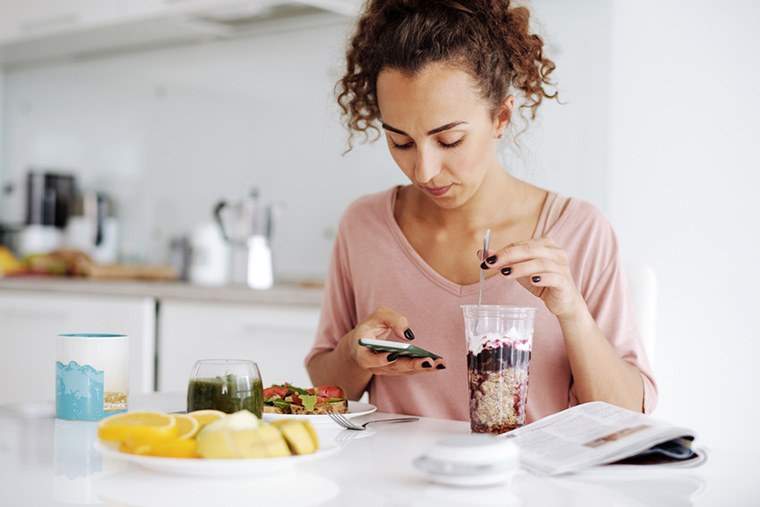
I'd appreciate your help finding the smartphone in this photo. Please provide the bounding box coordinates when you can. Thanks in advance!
[358,338,441,360]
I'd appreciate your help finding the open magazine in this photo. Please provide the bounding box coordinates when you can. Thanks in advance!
[505,402,706,476]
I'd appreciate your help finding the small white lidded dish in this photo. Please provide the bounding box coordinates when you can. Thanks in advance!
[413,434,519,487]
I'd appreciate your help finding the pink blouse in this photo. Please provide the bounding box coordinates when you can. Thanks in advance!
[305,187,657,421]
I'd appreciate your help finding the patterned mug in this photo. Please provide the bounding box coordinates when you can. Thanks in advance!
[56,333,129,421]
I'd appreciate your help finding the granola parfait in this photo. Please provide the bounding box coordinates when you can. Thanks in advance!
[461,305,536,434]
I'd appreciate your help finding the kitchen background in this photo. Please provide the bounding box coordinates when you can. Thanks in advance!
[1,0,758,455]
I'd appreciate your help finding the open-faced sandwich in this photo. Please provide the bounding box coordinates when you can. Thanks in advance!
[263,384,347,415]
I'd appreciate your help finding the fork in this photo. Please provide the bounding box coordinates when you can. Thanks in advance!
[327,411,418,431]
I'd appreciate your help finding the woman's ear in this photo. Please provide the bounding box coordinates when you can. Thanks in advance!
[494,96,515,138]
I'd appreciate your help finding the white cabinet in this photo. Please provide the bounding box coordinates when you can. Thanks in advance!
[0,290,155,404]
[158,300,319,392]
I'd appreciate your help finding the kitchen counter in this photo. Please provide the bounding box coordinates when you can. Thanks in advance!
[0,393,757,507]
[0,276,324,306]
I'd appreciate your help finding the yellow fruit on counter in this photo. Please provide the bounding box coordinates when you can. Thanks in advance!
[188,409,226,430]
[98,411,178,448]
[195,410,290,459]
[271,420,319,455]
[0,246,22,275]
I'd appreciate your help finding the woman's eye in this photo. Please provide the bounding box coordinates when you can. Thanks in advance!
[392,140,415,150]
[390,137,464,150]
[439,138,464,149]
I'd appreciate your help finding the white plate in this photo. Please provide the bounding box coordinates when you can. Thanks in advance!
[95,441,340,477]
[262,401,377,425]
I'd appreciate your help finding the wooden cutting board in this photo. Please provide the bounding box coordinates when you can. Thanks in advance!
[83,263,177,281]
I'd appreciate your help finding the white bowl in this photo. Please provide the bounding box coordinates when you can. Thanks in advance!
[413,434,519,487]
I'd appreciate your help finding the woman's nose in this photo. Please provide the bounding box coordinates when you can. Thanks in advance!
[414,147,442,184]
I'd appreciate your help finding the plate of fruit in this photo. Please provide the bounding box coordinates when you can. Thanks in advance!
[262,384,376,425]
[95,409,340,476]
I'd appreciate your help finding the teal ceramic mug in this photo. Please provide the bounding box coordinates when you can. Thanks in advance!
[56,333,129,421]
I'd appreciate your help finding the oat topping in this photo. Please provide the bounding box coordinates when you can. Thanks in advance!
[468,340,531,434]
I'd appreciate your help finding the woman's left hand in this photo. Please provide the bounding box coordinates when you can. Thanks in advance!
[480,237,585,320]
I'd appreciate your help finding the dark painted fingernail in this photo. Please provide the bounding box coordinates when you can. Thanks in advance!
[436,364,446,370]
[486,255,497,265]
[387,353,398,362]
[404,328,415,340]
[501,267,512,276]
[422,361,432,368]
[532,275,541,283]
[480,262,489,270]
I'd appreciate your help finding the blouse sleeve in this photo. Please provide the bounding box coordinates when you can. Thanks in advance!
[567,209,658,414]
[304,220,357,367]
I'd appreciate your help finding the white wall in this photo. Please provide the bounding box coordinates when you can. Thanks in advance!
[510,0,613,211]
[0,2,613,278]
[607,0,760,451]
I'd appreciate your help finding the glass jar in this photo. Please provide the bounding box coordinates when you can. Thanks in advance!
[187,359,263,417]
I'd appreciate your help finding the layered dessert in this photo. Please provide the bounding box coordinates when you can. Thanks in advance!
[467,331,532,434]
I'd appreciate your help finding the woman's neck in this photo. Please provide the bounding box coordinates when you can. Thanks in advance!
[406,163,528,234]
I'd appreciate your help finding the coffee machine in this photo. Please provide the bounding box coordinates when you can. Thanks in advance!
[18,170,77,256]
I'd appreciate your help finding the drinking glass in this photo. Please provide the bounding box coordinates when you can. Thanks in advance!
[187,359,263,417]
[461,305,536,434]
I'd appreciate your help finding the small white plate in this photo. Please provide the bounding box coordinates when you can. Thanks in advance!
[262,401,377,425]
[95,441,340,477]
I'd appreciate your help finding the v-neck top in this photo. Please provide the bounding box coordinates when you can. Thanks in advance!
[305,186,657,422]
[384,186,567,297]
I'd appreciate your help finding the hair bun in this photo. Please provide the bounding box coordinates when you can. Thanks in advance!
[336,0,558,150]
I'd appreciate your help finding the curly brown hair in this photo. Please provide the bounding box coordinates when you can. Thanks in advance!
[336,0,558,150]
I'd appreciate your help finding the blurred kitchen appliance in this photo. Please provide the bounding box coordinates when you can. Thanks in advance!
[19,171,77,256]
[0,223,22,254]
[213,188,274,289]
[168,236,193,281]
[188,222,230,286]
[65,190,119,264]
[25,171,76,228]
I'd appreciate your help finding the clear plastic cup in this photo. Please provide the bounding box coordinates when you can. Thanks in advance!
[461,305,536,434]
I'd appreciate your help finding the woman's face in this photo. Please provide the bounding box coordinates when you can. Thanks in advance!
[376,61,511,209]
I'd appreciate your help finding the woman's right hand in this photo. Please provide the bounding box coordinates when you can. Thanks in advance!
[344,306,446,375]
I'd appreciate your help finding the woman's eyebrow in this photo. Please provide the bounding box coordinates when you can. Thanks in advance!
[381,121,469,136]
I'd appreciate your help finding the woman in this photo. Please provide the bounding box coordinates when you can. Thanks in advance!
[305,0,656,422]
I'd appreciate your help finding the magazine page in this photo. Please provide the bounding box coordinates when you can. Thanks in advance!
[507,402,695,475]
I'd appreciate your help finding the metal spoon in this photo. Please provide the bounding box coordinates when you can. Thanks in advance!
[475,229,491,336]
[478,228,491,306]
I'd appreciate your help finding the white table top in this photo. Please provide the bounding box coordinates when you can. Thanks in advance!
[0,393,756,507]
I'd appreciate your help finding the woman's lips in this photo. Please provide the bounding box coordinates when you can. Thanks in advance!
[423,184,453,197]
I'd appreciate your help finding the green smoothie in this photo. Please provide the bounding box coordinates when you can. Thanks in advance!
[187,373,263,417]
